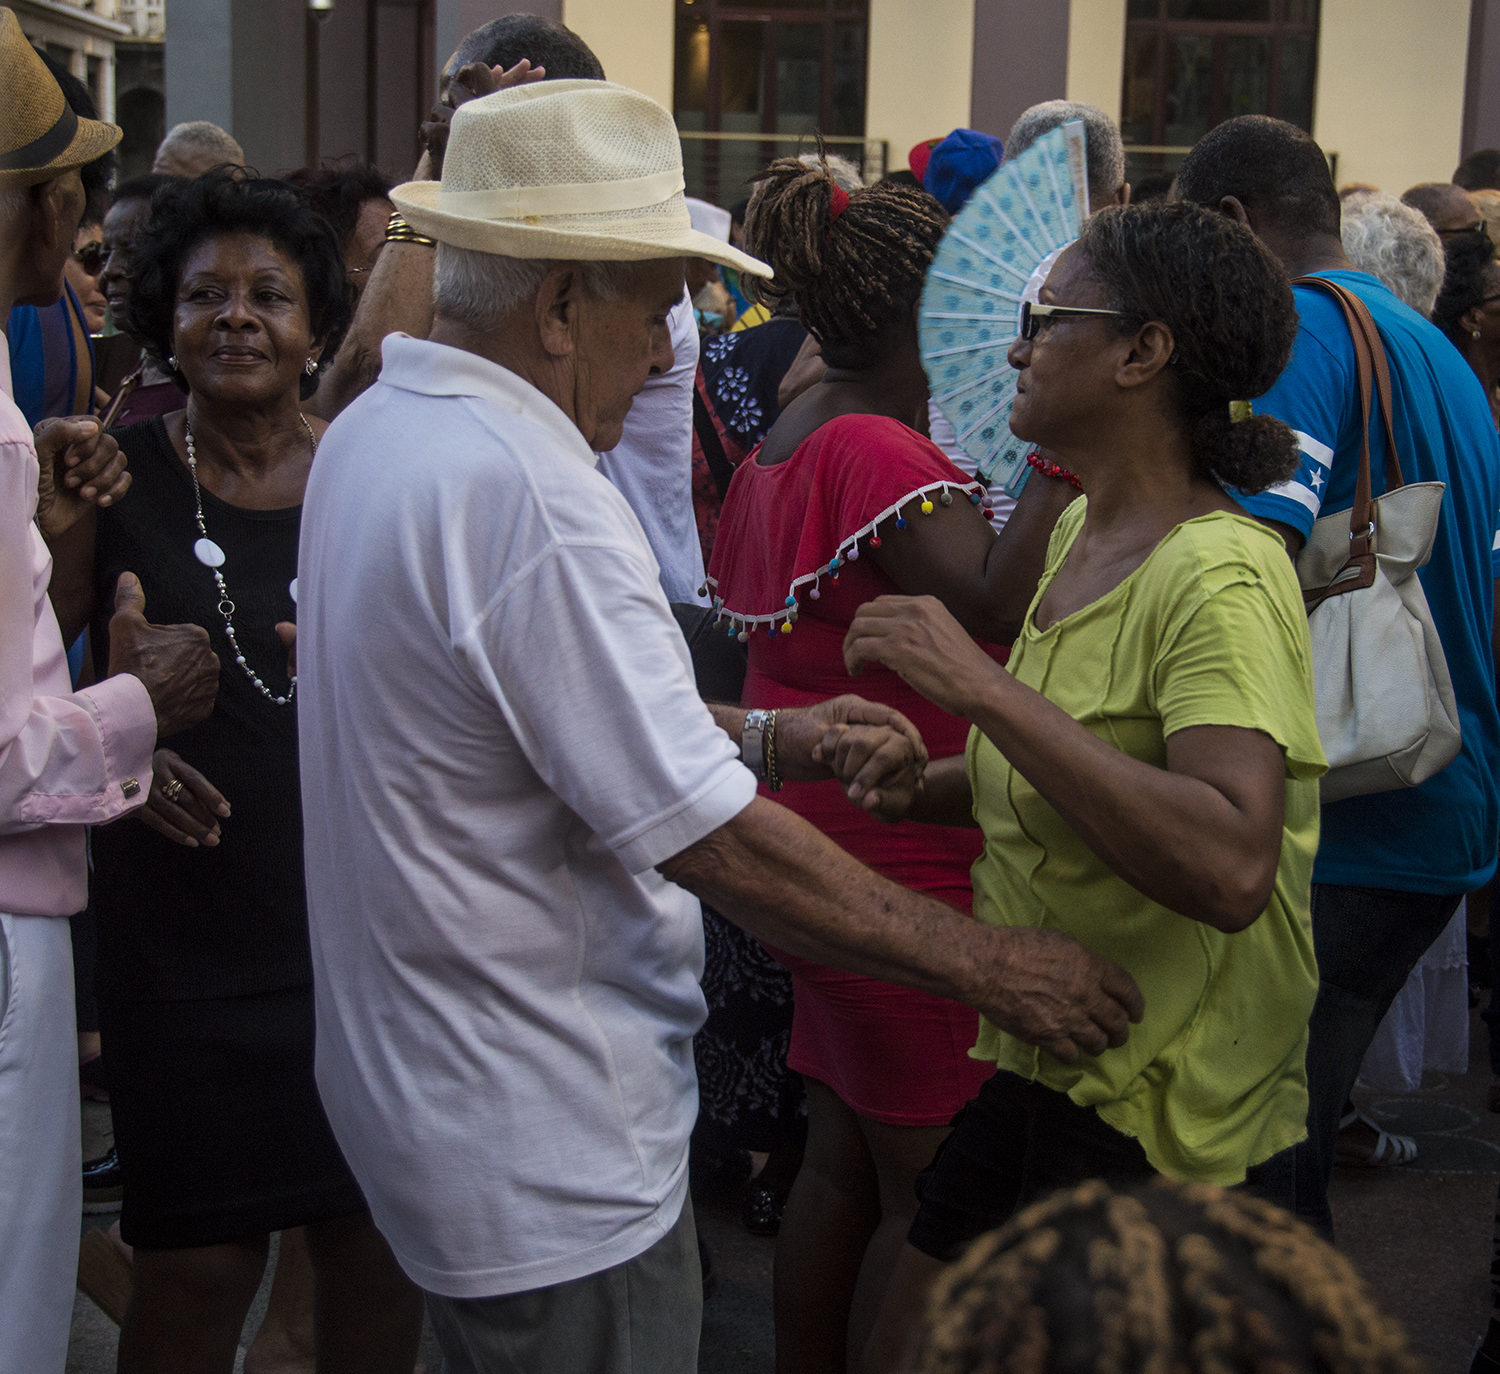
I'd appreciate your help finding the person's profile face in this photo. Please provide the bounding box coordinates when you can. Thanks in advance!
[100,195,153,317]
[574,257,684,453]
[65,222,107,333]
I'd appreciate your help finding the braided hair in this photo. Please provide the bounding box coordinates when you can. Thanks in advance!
[1076,200,1301,494]
[743,155,950,369]
[904,1179,1421,1374]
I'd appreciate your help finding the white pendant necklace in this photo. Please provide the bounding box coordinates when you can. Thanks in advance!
[184,414,313,707]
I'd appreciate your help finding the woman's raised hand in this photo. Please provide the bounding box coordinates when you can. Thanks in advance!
[142,747,231,848]
[844,595,1007,719]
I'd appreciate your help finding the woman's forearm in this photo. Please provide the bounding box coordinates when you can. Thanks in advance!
[906,753,977,827]
[964,674,1281,931]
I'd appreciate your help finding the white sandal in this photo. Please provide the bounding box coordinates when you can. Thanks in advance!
[1336,1108,1419,1167]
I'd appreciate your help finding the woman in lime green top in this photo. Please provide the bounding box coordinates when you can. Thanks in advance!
[845,201,1326,1361]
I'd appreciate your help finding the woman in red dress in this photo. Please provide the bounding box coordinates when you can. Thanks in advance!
[707,160,1057,1373]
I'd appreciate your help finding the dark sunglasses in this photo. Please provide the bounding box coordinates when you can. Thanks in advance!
[73,241,106,275]
[1019,299,1126,341]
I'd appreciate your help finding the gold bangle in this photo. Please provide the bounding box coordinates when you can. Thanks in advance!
[385,211,435,248]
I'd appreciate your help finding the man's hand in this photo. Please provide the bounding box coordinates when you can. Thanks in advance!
[775,694,928,813]
[34,417,130,540]
[420,59,547,179]
[142,747,229,847]
[844,595,1007,719]
[974,926,1145,1064]
[106,573,219,738]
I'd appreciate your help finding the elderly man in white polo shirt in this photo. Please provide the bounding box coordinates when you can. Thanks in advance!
[296,80,1143,1374]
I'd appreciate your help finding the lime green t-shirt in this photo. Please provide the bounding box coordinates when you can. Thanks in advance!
[968,501,1326,1185]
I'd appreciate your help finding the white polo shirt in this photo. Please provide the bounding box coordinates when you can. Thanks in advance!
[297,335,757,1299]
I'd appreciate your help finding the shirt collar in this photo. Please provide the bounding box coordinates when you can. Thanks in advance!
[377,334,599,470]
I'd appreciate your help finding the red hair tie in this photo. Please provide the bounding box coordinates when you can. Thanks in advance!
[829,185,850,225]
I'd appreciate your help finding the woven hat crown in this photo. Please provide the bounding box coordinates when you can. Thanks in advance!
[443,80,691,237]
[0,6,120,187]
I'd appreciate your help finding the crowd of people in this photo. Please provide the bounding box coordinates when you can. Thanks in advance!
[0,6,1497,1374]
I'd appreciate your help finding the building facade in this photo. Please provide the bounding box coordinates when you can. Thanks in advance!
[156,0,1500,199]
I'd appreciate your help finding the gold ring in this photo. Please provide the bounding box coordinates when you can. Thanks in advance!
[162,779,185,804]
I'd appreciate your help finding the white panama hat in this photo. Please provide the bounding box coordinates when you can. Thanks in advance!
[392,80,771,278]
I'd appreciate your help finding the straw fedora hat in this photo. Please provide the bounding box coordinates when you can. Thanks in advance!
[392,80,771,278]
[0,8,121,190]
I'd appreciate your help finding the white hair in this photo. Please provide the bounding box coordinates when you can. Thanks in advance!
[432,244,661,332]
[1004,100,1126,210]
[796,150,864,192]
[1340,192,1445,317]
[152,121,245,177]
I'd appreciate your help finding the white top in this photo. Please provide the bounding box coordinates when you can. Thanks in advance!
[927,400,1016,529]
[297,335,758,1299]
[597,291,708,605]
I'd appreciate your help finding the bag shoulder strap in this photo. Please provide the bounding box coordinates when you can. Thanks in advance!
[1290,276,1405,565]
[693,375,737,503]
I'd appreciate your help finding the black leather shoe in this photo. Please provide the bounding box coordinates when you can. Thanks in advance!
[740,1182,788,1237]
[83,1146,123,1214]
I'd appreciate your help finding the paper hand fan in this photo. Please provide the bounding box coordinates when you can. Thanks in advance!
[920,121,1088,495]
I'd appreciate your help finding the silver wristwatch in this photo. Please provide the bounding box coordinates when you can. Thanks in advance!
[742,709,773,781]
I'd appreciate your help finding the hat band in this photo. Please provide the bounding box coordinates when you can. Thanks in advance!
[0,103,78,172]
[437,168,685,222]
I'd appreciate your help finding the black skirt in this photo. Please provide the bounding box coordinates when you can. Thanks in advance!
[101,985,366,1249]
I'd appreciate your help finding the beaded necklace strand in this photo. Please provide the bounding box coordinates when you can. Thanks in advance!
[184,414,312,707]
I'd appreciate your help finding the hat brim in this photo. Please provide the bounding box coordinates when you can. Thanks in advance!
[0,116,122,189]
[391,180,773,278]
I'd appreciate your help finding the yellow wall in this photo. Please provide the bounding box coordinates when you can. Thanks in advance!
[1312,0,1468,193]
[561,0,674,109]
[1065,0,1126,121]
[864,0,974,174]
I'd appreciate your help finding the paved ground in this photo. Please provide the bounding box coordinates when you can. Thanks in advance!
[67,1005,1499,1373]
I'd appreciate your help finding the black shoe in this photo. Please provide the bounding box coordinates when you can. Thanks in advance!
[83,1146,123,1214]
[740,1182,788,1237]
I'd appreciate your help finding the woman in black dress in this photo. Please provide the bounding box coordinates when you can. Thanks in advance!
[47,171,422,1373]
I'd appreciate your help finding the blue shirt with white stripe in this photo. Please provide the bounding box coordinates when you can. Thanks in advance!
[1236,269,1500,894]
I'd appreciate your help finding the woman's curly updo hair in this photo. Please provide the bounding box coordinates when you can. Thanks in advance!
[743,154,950,369]
[1077,200,1301,494]
[122,169,353,401]
[904,1179,1421,1374]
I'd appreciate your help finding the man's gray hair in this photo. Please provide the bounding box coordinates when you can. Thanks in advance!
[152,122,245,178]
[432,244,662,331]
[1340,191,1445,317]
[796,150,864,191]
[1004,101,1126,210]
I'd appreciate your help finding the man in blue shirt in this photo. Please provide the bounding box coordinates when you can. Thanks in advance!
[1178,116,1500,1240]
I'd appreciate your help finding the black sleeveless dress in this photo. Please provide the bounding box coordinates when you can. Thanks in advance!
[91,415,363,1248]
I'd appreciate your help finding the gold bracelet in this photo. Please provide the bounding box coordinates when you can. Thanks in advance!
[765,709,783,792]
[385,211,435,248]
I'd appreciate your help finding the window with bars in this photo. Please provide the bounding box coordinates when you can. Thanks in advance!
[1121,0,1319,188]
[673,0,869,206]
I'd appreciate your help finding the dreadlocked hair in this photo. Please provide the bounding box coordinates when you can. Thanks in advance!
[903,1179,1422,1374]
[743,154,950,369]
[1077,201,1301,495]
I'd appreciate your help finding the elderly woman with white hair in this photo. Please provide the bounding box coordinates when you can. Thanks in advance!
[294,79,1142,1374]
[1339,191,1446,317]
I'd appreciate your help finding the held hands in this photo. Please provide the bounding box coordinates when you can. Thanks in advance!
[143,747,229,847]
[106,573,219,739]
[975,927,1145,1064]
[33,417,131,540]
[844,595,1006,719]
[419,59,548,179]
[774,695,928,817]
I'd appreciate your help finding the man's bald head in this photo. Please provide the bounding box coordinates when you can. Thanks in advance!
[152,122,244,179]
[1402,182,1483,237]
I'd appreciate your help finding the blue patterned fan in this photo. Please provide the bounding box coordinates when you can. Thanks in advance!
[920,121,1088,494]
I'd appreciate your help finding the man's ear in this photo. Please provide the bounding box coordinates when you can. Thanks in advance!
[534,263,582,360]
[1218,194,1251,227]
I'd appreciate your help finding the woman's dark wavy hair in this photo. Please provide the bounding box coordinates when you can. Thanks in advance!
[121,169,353,400]
[1077,200,1301,494]
[743,153,950,369]
[1431,228,1497,349]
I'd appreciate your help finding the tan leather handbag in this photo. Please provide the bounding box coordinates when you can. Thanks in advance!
[1291,277,1461,803]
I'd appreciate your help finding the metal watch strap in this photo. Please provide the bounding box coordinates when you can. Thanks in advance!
[742,709,773,781]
